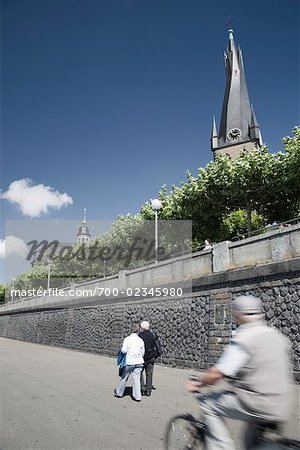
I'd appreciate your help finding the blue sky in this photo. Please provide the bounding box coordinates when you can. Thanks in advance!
[1,0,299,228]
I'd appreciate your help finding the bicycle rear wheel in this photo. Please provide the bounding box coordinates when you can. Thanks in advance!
[164,414,205,450]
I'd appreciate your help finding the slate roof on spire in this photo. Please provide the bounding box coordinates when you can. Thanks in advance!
[216,29,260,149]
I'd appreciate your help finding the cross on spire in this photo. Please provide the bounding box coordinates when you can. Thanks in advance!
[225,17,233,31]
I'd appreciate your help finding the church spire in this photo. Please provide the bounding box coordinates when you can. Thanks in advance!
[212,29,262,159]
[76,208,91,245]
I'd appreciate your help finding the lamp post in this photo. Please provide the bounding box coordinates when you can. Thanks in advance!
[151,199,162,262]
[47,258,51,291]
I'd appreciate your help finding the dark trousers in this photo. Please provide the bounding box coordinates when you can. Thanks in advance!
[141,358,155,392]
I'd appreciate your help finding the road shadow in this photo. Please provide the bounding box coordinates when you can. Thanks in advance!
[114,386,141,401]
[123,386,133,398]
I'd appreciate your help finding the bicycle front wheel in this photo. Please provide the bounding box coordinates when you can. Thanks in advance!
[164,414,205,450]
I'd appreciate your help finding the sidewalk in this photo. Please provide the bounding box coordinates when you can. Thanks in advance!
[0,338,299,450]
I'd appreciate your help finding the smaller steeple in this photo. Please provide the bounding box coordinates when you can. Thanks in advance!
[76,208,91,245]
[249,104,263,145]
[211,115,219,150]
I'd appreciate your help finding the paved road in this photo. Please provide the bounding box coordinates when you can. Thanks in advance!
[0,338,299,450]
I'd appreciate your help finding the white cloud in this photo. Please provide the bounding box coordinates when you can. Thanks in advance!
[1,179,73,217]
[0,236,28,259]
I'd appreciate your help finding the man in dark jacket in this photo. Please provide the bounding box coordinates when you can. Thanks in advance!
[139,320,157,396]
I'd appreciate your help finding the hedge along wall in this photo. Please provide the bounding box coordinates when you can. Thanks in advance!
[0,262,299,379]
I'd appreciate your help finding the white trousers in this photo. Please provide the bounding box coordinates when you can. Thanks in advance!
[199,391,280,450]
[116,364,143,400]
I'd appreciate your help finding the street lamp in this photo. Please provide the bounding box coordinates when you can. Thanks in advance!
[151,199,162,262]
[47,258,51,291]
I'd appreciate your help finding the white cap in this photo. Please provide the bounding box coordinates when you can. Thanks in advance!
[140,320,150,330]
[233,295,263,315]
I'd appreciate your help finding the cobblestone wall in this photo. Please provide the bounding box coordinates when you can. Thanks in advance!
[0,269,299,377]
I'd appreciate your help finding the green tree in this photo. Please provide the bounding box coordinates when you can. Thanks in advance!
[140,127,300,243]
[283,126,300,213]
[220,210,267,240]
[0,284,6,304]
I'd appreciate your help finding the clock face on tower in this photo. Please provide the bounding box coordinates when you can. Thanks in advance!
[227,128,242,141]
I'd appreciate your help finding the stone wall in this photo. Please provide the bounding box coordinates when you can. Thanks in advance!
[1,262,299,379]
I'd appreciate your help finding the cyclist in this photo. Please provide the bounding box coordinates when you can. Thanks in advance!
[186,295,292,450]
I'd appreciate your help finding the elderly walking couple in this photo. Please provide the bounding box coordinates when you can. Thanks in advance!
[114,321,158,402]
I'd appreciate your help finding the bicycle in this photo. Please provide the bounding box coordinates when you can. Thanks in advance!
[164,391,300,450]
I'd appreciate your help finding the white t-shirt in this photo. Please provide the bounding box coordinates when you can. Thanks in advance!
[121,333,145,365]
[215,342,249,377]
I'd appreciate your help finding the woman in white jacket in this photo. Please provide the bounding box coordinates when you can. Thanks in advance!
[114,323,145,402]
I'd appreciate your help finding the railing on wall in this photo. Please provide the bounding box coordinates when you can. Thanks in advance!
[1,220,299,313]
[230,216,300,242]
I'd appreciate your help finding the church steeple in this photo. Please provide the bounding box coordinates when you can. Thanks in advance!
[211,29,262,159]
[76,208,91,245]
